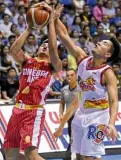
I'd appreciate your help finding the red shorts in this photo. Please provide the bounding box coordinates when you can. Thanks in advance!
[3,107,45,152]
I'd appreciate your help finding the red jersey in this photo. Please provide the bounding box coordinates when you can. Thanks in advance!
[16,58,54,105]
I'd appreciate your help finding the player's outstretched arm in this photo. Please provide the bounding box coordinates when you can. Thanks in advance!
[54,94,78,137]
[104,69,118,140]
[10,27,32,64]
[48,9,62,72]
[54,5,86,63]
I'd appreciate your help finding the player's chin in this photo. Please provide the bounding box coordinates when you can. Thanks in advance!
[39,52,49,57]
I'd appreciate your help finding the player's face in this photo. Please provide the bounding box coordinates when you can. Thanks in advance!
[66,70,77,84]
[92,40,112,59]
[37,43,49,58]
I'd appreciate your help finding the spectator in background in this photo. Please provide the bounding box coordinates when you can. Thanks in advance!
[17,15,26,34]
[0,14,12,38]
[97,24,108,40]
[1,67,19,100]
[0,3,12,21]
[80,4,91,24]
[109,24,117,37]
[0,2,6,20]
[59,68,78,160]
[83,25,92,42]
[10,23,20,37]
[13,5,26,24]
[1,45,12,69]
[72,0,85,15]
[71,15,82,33]
[78,34,87,48]
[87,0,97,10]
[58,57,68,83]
[104,0,115,20]
[116,31,121,43]
[65,6,75,26]
[111,7,121,29]
[70,29,80,45]
[58,43,67,60]
[89,17,97,36]
[68,54,77,71]
[93,0,105,23]
[8,35,16,47]
[48,72,62,99]
[1,45,19,76]
[24,34,38,57]
[112,63,121,88]
[101,15,110,33]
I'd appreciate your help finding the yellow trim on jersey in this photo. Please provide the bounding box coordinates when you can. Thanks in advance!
[15,103,44,110]
[84,100,109,109]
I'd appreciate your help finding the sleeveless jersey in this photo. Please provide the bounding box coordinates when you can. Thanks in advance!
[77,56,111,114]
[16,58,54,105]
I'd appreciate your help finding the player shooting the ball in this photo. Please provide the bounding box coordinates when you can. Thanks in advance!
[3,2,62,160]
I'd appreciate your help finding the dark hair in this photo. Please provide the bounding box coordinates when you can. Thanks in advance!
[7,67,16,73]
[8,35,16,42]
[2,13,10,19]
[107,37,121,64]
[28,34,35,39]
[10,23,17,32]
[0,2,6,7]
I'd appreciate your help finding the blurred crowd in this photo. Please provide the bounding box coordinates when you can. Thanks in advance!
[0,0,121,103]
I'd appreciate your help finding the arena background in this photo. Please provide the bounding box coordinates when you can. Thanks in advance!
[0,99,121,160]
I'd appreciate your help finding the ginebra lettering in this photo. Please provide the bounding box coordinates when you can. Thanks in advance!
[22,68,49,83]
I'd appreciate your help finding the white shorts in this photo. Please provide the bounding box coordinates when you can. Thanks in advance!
[71,109,110,157]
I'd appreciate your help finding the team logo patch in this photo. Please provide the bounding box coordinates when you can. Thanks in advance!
[79,76,96,91]
[87,124,107,144]
[25,135,31,144]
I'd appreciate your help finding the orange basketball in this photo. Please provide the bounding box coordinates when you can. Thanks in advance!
[26,6,50,29]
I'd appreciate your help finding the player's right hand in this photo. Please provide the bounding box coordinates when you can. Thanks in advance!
[53,127,63,138]
[55,4,64,20]
[107,124,118,141]
[49,4,63,21]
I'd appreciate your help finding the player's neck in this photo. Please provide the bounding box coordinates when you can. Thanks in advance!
[69,82,77,90]
[35,57,49,62]
[90,58,106,68]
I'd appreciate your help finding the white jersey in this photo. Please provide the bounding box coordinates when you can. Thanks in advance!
[77,56,111,114]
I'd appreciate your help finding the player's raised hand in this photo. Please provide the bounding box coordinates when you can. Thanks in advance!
[107,124,118,142]
[53,126,63,138]
[49,4,63,21]
[32,2,52,12]
[55,4,64,19]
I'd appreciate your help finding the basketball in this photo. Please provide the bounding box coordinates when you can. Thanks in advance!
[26,6,50,29]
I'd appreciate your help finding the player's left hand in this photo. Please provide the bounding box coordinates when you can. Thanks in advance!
[32,2,52,12]
[53,127,63,138]
[107,124,118,141]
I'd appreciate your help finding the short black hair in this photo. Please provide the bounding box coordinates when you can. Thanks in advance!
[107,37,121,64]
[8,35,16,42]
[7,67,16,74]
